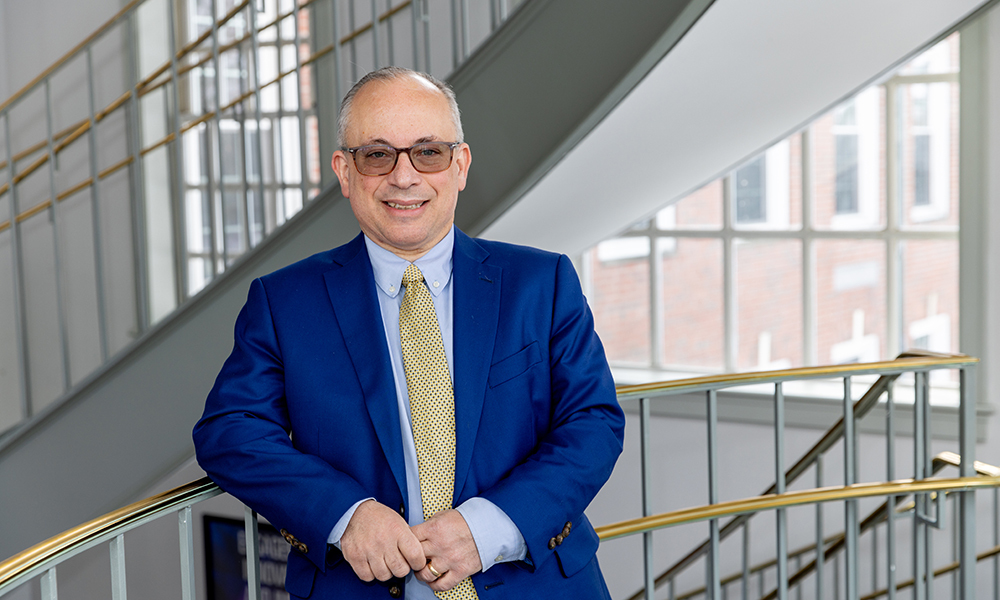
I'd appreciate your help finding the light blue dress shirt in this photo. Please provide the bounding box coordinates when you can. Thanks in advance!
[327,227,526,598]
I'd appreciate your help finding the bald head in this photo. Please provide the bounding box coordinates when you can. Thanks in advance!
[337,66,464,148]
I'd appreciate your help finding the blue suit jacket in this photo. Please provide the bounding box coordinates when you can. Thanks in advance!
[193,230,625,599]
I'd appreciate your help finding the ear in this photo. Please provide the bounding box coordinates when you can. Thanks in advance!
[332,150,352,198]
[454,143,472,192]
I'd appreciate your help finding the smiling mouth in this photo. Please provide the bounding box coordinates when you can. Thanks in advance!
[386,201,426,210]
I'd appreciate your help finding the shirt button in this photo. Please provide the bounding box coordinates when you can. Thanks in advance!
[495,554,504,562]
[389,285,396,293]
[433,280,440,288]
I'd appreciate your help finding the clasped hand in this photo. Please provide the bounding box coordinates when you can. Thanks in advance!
[340,500,483,592]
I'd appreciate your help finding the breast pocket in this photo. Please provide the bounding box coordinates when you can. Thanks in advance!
[487,341,542,388]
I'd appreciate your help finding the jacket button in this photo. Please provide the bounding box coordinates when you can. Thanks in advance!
[399,503,406,516]
[296,542,309,554]
[548,537,557,550]
[555,534,564,545]
[564,521,573,534]
[389,585,402,598]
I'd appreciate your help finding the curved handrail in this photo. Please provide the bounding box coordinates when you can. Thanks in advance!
[615,350,977,400]
[3,473,996,593]
[0,478,222,590]
[594,475,1000,541]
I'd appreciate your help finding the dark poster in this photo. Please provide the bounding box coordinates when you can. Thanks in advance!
[204,515,290,600]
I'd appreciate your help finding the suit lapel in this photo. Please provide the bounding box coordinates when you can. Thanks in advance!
[323,236,408,505]
[452,231,501,501]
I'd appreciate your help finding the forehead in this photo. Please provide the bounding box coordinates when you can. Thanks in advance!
[345,76,456,145]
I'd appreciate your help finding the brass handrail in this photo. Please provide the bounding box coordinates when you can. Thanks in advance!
[616,350,977,400]
[595,475,1000,542]
[0,477,221,590]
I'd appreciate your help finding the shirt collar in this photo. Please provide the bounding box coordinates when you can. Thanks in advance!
[364,227,454,299]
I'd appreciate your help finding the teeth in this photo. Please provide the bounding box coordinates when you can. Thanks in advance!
[387,201,424,210]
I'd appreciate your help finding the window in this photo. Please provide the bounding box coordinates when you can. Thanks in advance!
[584,35,960,385]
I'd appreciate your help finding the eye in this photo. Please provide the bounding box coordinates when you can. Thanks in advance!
[362,146,392,160]
[415,145,443,157]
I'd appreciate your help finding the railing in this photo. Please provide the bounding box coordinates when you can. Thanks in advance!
[614,350,982,600]
[0,351,987,600]
[0,0,524,438]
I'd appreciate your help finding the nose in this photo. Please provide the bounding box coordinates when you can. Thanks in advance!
[386,150,421,188]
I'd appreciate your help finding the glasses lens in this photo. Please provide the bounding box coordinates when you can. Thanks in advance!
[355,145,398,175]
[409,142,454,173]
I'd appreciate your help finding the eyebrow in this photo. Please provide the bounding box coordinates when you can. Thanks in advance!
[361,136,442,146]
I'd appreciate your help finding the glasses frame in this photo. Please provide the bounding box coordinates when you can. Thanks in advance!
[342,142,462,176]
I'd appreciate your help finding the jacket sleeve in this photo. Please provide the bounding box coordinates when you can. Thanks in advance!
[478,254,625,575]
[193,278,368,572]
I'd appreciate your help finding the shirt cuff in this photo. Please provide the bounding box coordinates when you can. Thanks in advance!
[327,498,375,548]
[455,497,527,572]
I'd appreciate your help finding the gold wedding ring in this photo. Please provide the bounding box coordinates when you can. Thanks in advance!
[426,562,443,579]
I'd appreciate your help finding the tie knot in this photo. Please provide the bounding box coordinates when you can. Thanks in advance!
[402,264,424,288]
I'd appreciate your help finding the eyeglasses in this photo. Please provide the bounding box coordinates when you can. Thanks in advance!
[342,142,461,176]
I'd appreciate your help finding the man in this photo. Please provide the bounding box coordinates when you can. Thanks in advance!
[194,67,625,599]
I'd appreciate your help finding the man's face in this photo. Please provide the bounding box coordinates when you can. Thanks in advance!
[332,75,471,261]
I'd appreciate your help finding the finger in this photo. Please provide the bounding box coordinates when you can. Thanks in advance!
[348,557,375,583]
[369,556,394,582]
[385,551,412,579]
[429,571,461,592]
[399,533,426,571]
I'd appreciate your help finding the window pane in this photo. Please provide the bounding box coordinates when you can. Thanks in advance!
[898,33,959,76]
[734,137,803,231]
[811,87,885,230]
[902,240,958,380]
[660,238,723,370]
[815,240,887,364]
[657,179,723,230]
[589,244,651,365]
[898,81,958,228]
[735,239,803,370]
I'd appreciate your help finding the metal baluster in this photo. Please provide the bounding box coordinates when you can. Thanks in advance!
[272,12,287,232]
[913,370,927,600]
[44,80,73,393]
[236,45,252,255]
[921,372,933,600]
[958,366,977,598]
[460,0,470,59]
[293,0,310,203]
[3,113,32,420]
[206,0,224,276]
[742,521,749,600]
[110,534,127,600]
[952,493,960,600]
[489,0,498,31]
[248,0,266,248]
[775,382,788,600]
[450,0,459,70]
[871,520,878,596]
[410,0,420,70]
[125,9,150,332]
[245,507,262,600]
[166,0,190,301]
[843,376,858,600]
[640,397,654,600]
[886,383,897,600]
[385,0,395,64]
[348,0,358,82]
[816,455,824,600]
[40,567,57,600]
[421,0,431,74]
[370,0,381,68]
[795,555,803,600]
[332,0,344,110]
[707,389,721,600]
[85,47,109,362]
[993,486,998,600]
[179,507,196,600]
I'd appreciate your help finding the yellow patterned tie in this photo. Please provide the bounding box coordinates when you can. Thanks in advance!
[399,264,478,600]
